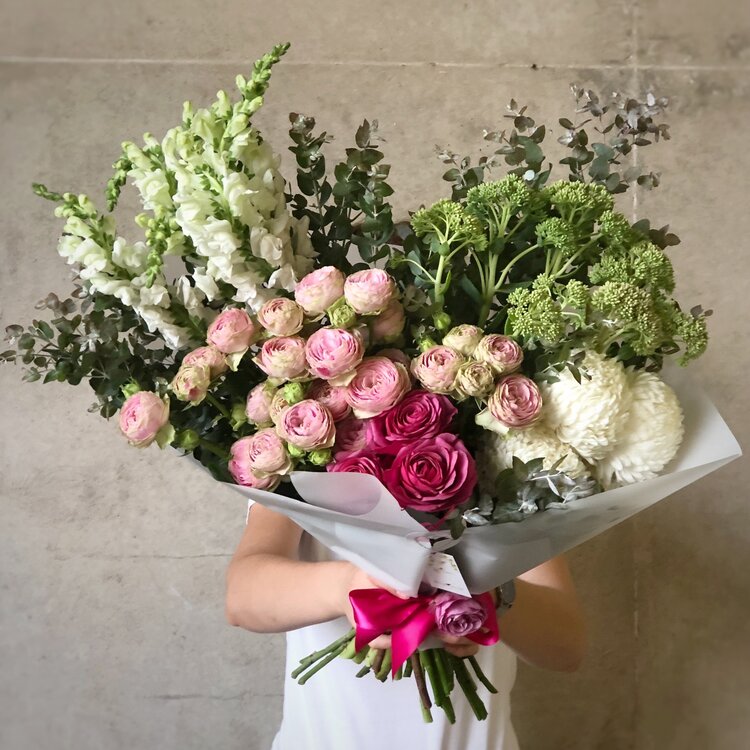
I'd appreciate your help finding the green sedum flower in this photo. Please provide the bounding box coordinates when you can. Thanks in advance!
[536,217,579,258]
[411,199,487,254]
[543,180,614,219]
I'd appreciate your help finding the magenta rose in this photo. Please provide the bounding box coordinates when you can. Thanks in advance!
[432,593,488,637]
[333,416,370,453]
[182,346,227,379]
[368,390,457,449]
[326,450,384,481]
[345,356,411,418]
[228,437,281,490]
[384,433,477,513]
[305,328,364,384]
[474,334,524,375]
[369,300,406,344]
[488,374,543,428]
[257,297,304,336]
[255,336,308,381]
[241,429,292,477]
[207,308,257,353]
[245,383,275,425]
[294,266,345,315]
[307,380,351,422]
[411,345,465,394]
[277,399,336,450]
[118,391,170,447]
[344,269,397,314]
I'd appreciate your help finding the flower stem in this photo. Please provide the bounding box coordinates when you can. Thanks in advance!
[468,655,499,694]
[421,650,445,708]
[435,648,455,694]
[376,649,392,681]
[452,656,488,721]
[291,629,355,678]
[297,641,350,685]
[205,392,230,419]
[495,243,541,291]
[198,439,229,460]
[411,653,433,721]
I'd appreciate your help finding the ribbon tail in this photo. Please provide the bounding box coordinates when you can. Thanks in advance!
[467,592,500,647]
[391,609,436,676]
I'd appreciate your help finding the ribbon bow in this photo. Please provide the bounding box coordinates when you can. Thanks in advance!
[349,588,499,676]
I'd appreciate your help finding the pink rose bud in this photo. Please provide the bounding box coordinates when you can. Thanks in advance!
[305,328,364,384]
[333,416,370,453]
[255,336,308,381]
[368,390,457,448]
[344,269,397,314]
[118,391,170,447]
[240,429,293,477]
[245,383,275,425]
[369,300,406,343]
[432,592,488,637]
[411,346,465,394]
[170,364,211,404]
[453,361,495,401]
[307,380,352,422]
[269,389,291,424]
[294,266,346,315]
[207,308,257,354]
[474,334,524,375]
[384,433,477,513]
[488,374,543,428]
[257,297,305,336]
[345,356,411,419]
[277,399,336,451]
[228,437,281,490]
[326,450,384,481]
[182,346,228,379]
[442,324,484,356]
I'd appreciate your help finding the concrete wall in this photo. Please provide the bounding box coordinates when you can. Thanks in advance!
[1,2,747,748]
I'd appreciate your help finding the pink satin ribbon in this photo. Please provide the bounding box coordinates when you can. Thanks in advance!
[349,589,500,676]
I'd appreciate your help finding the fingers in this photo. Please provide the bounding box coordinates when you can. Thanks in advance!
[368,634,392,649]
[365,575,410,599]
[443,642,480,658]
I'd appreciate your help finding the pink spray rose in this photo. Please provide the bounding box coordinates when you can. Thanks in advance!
[255,336,308,381]
[294,266,346,315]
[207,308,257,353]
[241,428,292,477]
[442,325,484,357]
[305,328,364,384]
[368,390,457,449]
[384,433,477,513]
[411,346,465,394]
[344,269,397,314]
[118,391,170,447]
[326,450,384,481]
[277,399,336,451]
[182,346,227,379]
[453,360,495,401]
[474,334,524,375]
[488,374,543,428]
[307,380,352,422]
[345,356,411,419]
[269,389,291,424]
[245,383,275,425]
[378,348,413,372]
[333,416,370,454]
[432,593,488,637]
[228,437,281,490]
[369,300,406,344]
[257,297,305,336]
[170,364,211,404]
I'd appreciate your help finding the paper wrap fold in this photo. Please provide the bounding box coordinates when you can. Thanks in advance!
[227,371,741,596]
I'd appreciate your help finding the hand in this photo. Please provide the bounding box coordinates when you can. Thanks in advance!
[439,634,481,658]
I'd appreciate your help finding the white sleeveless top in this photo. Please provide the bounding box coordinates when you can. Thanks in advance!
[246,505,520,750]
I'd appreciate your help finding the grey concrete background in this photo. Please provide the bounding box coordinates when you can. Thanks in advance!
[1,1,748,748]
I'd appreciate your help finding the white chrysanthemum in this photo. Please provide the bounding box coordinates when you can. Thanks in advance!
[541,351,632,461]
[477,422,589,493]
[595,370,684,488]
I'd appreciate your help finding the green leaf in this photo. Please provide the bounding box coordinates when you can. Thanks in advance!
[355,120,371,148]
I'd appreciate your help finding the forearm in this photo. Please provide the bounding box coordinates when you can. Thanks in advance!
[226,553,352,633]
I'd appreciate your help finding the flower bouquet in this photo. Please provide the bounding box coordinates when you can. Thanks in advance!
[3,43,740,722]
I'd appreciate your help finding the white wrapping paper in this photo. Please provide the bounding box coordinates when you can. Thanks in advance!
[228,371,741,596]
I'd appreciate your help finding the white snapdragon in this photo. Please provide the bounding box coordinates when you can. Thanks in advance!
[111,238,149,275]
[132,168,173,212]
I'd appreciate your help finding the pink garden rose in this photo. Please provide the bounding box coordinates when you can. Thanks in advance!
[170,364,211,404]
[474,334,524,375]
[432,593,488,637]
[228,437,281,490]
[333,416,370,453]
[411,346,465,394]
[442,325,484,357]
[257,297,304,336]
[488,374,543,428]
[245,383,275,425]
[345,356,411,418]
[241,429,292,477]
[269,390,291,424]
[307,380,351,422]
[305,328,364,383]
[118,391,170,447]
[277,399,336,451]
[255,336,308,381]
[368,390,457,449]
[294,266,345,315]
[453,360,495,401]
[384,433,477,513]
[378,348,413,371]
[369,300,406,344]
[326,450,383,481]
[207,308,257,353]
[344,269,397,314]
[182,346,227,379]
